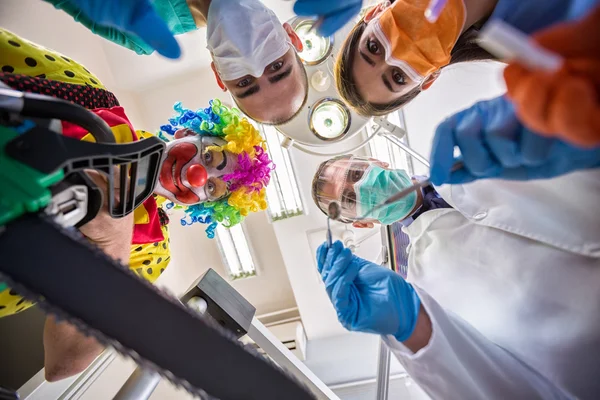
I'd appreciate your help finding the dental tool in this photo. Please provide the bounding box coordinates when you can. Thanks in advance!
[308,17,324,35]
[479,19,564,72]
[327,202,341,247]
[424,0,448,23]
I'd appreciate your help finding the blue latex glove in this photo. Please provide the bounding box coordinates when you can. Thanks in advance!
[316,241,421,341]
[293,0,363,37]
[62,0,181,59]
[430,96,600,185]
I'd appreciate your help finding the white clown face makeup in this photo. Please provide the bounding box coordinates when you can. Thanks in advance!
[153,129,240,205]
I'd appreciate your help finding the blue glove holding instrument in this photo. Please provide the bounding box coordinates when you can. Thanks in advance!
[52,0,181,59]
[293,0,363,37]
[316,241,421,341]
[430,96,600,185]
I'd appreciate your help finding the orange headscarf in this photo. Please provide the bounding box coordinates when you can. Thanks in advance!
[373,0,466,81]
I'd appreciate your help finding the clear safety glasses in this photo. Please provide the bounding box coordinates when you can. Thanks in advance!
[311,155,380,223]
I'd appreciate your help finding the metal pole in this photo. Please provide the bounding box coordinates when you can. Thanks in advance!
[375,339,391,400]
[112,298,208,400]
[112,368,161,400]
[246,318,340,400]
[375,225,392,400]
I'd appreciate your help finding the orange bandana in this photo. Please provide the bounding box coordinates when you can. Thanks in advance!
[373,0,466,81]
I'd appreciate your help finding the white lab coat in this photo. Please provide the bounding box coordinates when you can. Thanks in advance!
[384,169,600,399]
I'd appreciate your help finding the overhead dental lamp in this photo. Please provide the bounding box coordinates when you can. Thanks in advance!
[276,17,371,147]
[294,19,334,66]
[308,98,350,141]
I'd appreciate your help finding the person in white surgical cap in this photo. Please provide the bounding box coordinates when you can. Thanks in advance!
[45,0,309,125]
[205,0,308,124]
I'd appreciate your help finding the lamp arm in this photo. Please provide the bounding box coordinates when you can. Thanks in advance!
[373,118,431,168]
[291,123,381,157]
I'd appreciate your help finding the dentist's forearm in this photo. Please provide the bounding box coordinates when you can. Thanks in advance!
[402,305,432,353]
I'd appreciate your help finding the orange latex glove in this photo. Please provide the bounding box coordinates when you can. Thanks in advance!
[504,6,600,148]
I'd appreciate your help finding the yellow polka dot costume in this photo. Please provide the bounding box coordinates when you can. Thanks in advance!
[0,29,104,88]
[0,29,171,318]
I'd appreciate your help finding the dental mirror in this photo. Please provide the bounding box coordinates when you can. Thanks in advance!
[326,202,341,246]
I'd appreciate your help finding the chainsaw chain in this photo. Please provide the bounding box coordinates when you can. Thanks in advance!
[0,214,314,399]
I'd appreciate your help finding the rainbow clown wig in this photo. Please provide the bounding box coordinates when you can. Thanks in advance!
[159,99,274,238]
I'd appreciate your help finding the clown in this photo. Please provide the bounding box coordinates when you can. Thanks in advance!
[155,100,272,239]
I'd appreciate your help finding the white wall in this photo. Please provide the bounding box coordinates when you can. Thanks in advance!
[134,66,226,133]
[100,30,212,91]
[159,209,297,315]
[305,332,430,400]
[403,61,507,174]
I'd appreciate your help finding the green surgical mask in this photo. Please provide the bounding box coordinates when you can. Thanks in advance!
[355,166,417,225]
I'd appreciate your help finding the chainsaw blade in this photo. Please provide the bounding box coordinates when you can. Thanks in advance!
[0,214,315,400]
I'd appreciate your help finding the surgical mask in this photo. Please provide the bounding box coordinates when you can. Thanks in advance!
[354,165,417,225]
[372,0,466,82]
[206,0,291,81]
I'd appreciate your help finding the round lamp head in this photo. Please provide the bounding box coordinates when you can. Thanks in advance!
[292,19,334,66]
[309,98,350,141]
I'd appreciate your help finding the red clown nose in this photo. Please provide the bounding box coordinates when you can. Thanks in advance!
[187,164,208,187]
